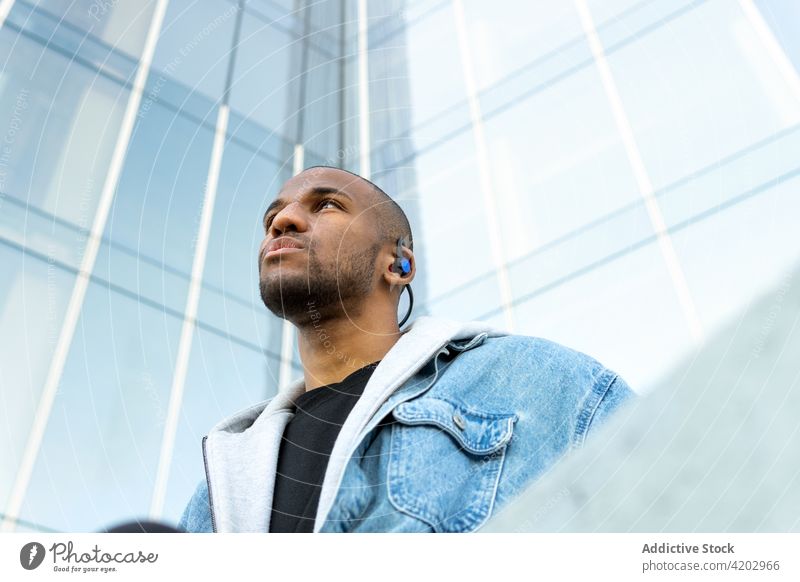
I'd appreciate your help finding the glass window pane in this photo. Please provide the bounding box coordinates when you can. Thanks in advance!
[754,0,800,70]
[462,0,584,92]
[17,281,181,532]
[102,99,216,273]
[24,0,156,60]
[0,29,128,227]
[482,64,641,252]
[414,132,497,302]
[603,0,800,189]
[512,242,694,389]
[403,2,469,135]
[151,0,238,104]
[229,12,294,137]
[0,245,75,514]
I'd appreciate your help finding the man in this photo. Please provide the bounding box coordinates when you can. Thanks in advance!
[179,166,634,533]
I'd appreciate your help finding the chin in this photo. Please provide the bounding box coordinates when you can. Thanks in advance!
[260,279,310,319]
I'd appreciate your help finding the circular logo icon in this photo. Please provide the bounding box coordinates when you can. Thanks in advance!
[20,542,45,570]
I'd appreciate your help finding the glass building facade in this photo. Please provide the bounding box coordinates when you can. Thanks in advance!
[1,0,798,532]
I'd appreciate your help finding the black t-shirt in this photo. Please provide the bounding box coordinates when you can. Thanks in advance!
[269,361,381,533]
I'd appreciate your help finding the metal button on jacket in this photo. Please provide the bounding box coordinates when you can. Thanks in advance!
[453,412,466,430]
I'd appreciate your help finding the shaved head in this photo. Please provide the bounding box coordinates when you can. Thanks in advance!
[304,166,413,251]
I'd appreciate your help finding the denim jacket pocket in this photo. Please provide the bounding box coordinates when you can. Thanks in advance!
[387,396,517,532]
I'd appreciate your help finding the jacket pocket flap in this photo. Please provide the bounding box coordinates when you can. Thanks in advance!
[392,397,516,455]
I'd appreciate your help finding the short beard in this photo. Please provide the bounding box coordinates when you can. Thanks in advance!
[259,241,380,325]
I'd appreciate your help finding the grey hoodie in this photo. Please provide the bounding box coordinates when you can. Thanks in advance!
[201,315,507,533]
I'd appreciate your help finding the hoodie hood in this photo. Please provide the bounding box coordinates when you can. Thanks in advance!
[202,315,508,532]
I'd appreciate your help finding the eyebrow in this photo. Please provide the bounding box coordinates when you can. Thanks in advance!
[262,186,352,229]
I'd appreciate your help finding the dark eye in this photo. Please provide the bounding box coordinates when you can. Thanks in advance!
[264,198,340,231]
[317,198,340,211]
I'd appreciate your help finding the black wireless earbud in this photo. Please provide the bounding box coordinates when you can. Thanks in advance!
[393,237,414,327]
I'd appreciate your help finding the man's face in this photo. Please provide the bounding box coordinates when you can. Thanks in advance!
[258,168,382,323]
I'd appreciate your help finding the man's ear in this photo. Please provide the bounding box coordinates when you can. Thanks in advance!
[383,245,415,293]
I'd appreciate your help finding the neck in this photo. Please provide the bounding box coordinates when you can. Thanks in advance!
[294,301,402,391]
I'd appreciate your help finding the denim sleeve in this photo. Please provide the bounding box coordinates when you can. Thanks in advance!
[178,479,214,533]
[585,373,636,439]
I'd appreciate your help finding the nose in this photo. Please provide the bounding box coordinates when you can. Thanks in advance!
[269,200,308,238]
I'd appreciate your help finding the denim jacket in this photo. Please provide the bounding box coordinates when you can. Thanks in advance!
[179,315,634,533]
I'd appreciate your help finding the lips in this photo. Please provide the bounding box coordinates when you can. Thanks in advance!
[262,237,305,262]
